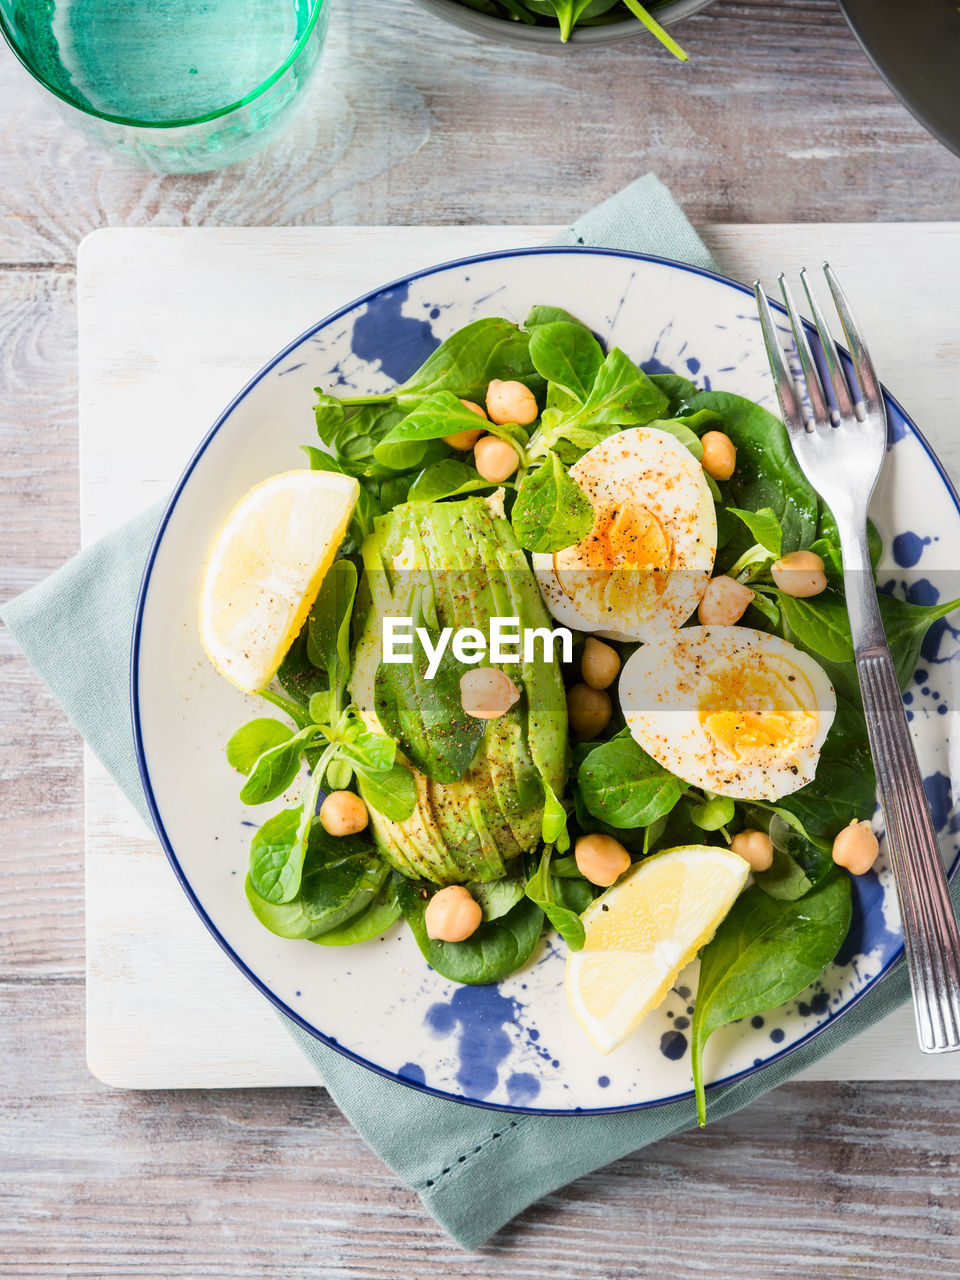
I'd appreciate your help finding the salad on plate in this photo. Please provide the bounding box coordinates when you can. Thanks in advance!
[198,305,958,1121]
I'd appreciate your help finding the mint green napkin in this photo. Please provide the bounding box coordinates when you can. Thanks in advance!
[4,175,953,1252]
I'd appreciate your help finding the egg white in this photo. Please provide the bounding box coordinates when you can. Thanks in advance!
[533,427,716,643]
[619,626,837,801]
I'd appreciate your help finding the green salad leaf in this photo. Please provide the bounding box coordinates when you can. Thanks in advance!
[529,320,605,403]
[691,872,852,1124]
[577,733,687,829]
[727,506,782,559]
[311,876,402,946]
[511,451,593,553]
[878,591,960,691]
[396,874,545,985]
[407,459,492,503]
[246,824,388,940]
[537,346,669,456]
[226,718,294,775]
[524,845,586,950]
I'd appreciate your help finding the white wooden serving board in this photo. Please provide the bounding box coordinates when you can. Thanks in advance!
[81,223,960,1089]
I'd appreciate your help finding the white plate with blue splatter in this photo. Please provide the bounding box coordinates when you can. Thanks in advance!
[132,247,960,1114]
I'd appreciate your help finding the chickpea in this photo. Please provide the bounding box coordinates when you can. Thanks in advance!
[485,379,538,426]
[473,434,519,483]
[772,549,827,598]
[700,431,737,482]
[460,667,520,720]
[425,885,483,942]
[832,819,880,876]
[567,682,612,740]
[581,637,621,691]
[319,790,369,837]
[730,828,774,872]
[443,401,487,451]
[575,833,632,887]
[698,575,755,626]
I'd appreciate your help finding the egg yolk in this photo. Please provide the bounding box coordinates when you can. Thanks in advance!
[696,653,819,763]
[554,500,673,614]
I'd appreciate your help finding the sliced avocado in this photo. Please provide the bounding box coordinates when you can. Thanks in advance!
[350,497,568,885]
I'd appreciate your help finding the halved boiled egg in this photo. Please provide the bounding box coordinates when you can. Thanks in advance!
[619,627,836,800]
[533,427,716,643]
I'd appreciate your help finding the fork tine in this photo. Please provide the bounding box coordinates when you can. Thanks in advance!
[823,262,883,421]
[799,267,856,420]
[753,282,806,441]
[778,274,832,428]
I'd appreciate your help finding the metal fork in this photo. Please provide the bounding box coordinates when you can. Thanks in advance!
[754,265,960,1053]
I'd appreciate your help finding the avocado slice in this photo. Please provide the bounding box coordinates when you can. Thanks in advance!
[350,497,568,884]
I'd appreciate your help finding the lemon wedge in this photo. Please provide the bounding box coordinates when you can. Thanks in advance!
[199,469,359,693]
[565,845,749,1053]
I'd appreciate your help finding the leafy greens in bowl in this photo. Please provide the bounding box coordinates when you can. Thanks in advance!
[134,247,960,1115]
[413,0,712,53]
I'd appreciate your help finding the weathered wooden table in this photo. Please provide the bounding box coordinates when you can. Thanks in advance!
[2,1,959,1275]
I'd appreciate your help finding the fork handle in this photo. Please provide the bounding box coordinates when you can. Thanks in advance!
[843,531,960,1051]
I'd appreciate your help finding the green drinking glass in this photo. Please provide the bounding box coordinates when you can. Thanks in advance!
[0,0,329,172]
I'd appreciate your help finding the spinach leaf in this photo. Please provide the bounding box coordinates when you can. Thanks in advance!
[648,372,699,414]
[691,871,852,1124]
[226,719,294,775]
[309,559,358,709]
[511,452,594,553]
[379,472,417,510]
[371,435,448,475]
[577,733,687,829]
[392,317,544,407]
[525,845,586,950]
[689,792,736,832]
[468,876,525,922]
[247,806,303,903]
[878,592,960,690]
[751,811,834,901]
[245,828,387,940]
[313,392,346,445]
[529,321,605,402]
[553,875,595,914]
[312,876,402,946]
[550,853,583,877]
[778,759,876,845]
[524,304,590,331]
[396,874,544,985]
[324,402,408,479]
[355,760,418,822]
[274,623,329,713]
[540,347,669,453]
[325,753,354,791]
[340,729,396,774]
[375,391,482,448]
[775,587,855,664]
[308,690,337,729]
[727,507,782,559]
[374,621,486,783]
[239,729,314,805]
[407,459,491,503]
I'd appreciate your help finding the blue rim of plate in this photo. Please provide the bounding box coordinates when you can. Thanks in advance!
[131,244,960,1116]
